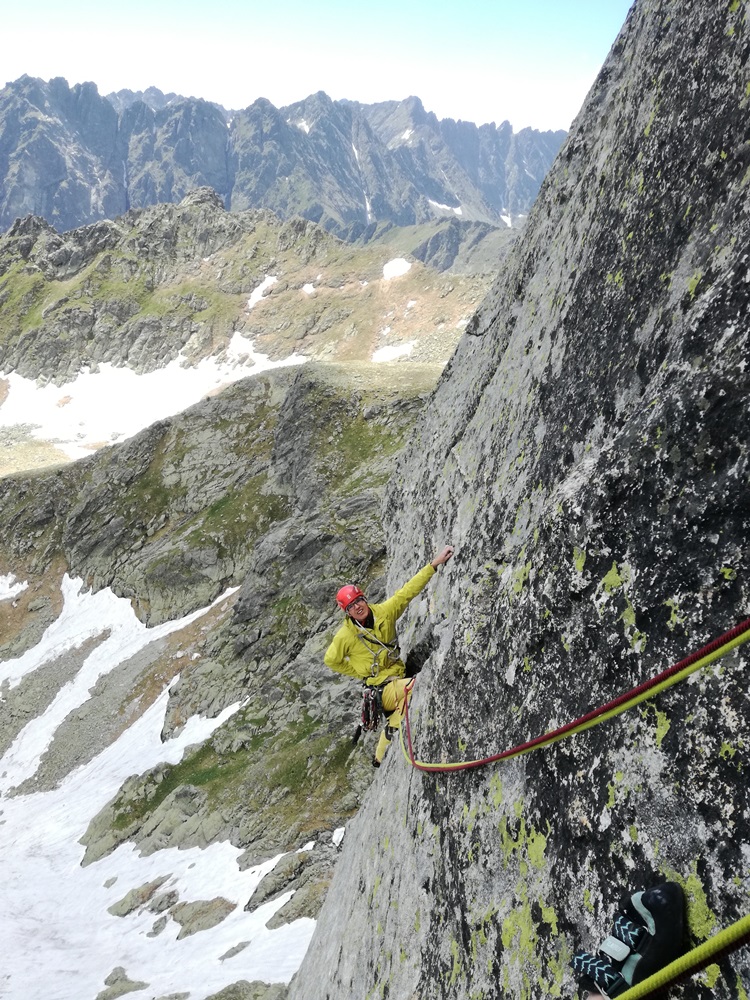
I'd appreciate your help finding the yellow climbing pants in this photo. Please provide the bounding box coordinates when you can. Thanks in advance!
[374,678,413,765]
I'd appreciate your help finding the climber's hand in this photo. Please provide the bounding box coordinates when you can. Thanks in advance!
[431,546,454,568]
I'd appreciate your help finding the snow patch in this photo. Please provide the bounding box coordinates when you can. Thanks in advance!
[0,348,305,461]
[294,119,310,133]
[0,577,239,790]
[352,144,360,163]
[382,258,412,280]
[0,578,314,998]
[0,274,305,461]
[226,332,306,370]
[372,343,415,362]
[302,283,315,295]
[332,827,346,847]
[501,214,512,228]
[0,573,28,602]
[428,199,463,217]
[247,274,278,310]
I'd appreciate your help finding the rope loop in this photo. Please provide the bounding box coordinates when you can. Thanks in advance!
[396,617,750,996]
[400,617,750,773]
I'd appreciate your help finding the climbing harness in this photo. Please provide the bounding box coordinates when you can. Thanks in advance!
[361,685,384,731]
[399,616,750,773]
[353,620,401,676]
[351,685,384,745]
[351,676,413,747]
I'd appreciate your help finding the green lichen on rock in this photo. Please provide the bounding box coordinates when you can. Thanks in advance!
[290,1,750,998]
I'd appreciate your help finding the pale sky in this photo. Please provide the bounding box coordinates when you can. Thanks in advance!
[3,0,634,131]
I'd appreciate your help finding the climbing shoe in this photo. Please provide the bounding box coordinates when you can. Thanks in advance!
[571,881,686,997]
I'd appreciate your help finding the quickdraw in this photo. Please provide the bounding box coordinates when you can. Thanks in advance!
[352,675,412,747]
[351,683,386,745]
[360,685,384,732]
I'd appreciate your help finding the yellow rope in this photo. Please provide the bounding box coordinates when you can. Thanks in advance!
[614,913,750,999]
[394,622,750,994]
[400,624,750,770]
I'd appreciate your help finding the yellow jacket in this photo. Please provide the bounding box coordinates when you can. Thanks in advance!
[324,564,436,686]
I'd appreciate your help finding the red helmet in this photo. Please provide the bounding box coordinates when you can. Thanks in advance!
[336,584,365,612]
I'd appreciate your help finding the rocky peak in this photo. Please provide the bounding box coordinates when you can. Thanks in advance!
[284,89,337,125]
[36,75,117,152]
[106,85,185,114]
[178,187,226,210]
[6,213,55,242]
[0,77,564,237]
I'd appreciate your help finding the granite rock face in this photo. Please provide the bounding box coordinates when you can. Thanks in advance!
[289,2,750,998]
[0,76,125,232]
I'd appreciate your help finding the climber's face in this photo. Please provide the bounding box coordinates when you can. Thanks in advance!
[346,596,370,623]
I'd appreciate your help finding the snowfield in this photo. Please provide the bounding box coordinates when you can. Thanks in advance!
[0,276,305,462]
[0,576,317,999]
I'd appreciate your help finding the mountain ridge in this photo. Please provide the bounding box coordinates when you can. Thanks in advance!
[0,75,564,240]
[4,1,749,996]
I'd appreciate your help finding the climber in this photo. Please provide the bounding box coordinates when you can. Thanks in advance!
[325,546,454,767]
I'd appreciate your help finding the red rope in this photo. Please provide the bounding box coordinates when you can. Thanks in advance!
[403,617,750,773]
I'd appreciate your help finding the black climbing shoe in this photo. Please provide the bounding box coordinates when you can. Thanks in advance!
[572,882,686,997]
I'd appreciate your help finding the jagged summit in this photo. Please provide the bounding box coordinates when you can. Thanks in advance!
[0,75,564,237]
[106,85,189,113]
